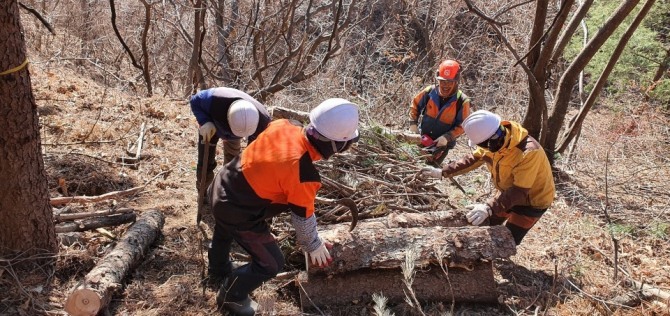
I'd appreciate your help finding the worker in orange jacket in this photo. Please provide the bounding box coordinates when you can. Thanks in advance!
[208,99,360,316]
[420,110,555,245]
[409,59,472,166]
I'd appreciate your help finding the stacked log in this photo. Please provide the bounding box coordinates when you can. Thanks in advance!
[297,210,516,309]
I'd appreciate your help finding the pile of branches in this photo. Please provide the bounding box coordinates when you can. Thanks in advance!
[314,128,456,225]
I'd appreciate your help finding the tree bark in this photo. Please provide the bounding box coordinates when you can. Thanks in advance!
[298,262,498,308]
[321,210,470,231]
[0,0,57,255]
[54,212,137,233]
[313,225,516,275]
[64,210,165,316]
[546,0,641,154]
[556,0,657,153]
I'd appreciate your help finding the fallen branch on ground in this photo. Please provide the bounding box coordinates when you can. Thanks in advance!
[50,186,143,206]
[64,210,165,315]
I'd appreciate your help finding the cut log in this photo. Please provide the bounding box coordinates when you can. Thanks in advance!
[54,207,135,222]
[64,210,165,316]
[313,225,516,275]
[298,261,498,308]
[55,213,136,233]
[322,210,469,230]
[269,106,309,122]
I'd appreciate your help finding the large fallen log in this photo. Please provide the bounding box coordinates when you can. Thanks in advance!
[322,210,469,230]
[298,261,498,308]
[64,210,165,316]
[314,225,516,275]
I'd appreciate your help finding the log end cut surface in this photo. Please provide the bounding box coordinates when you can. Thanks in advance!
[64,288,101,316]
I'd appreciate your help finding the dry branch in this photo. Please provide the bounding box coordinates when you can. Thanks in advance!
[64,210,165,316]
[54,208,135,222]
[54,213,136,233]
[50,186,143,206]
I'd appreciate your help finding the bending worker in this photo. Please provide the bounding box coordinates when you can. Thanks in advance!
[408,59,471,166]
[420,110,555,245]
[189,87,271,193]
[208,98,360,315]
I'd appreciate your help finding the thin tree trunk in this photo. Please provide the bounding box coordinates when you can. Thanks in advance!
[556,0,657,153]
[0,0,57,255]
[546,0,641,155]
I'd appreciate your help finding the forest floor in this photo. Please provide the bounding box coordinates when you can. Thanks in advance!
[1,63,669,316]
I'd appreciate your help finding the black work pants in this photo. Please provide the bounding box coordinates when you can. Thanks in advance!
[208,217,285,302]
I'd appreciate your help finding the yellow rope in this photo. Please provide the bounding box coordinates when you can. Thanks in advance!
[0,58,29,76]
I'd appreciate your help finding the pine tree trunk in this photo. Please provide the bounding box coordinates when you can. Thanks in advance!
[0,0,57,255]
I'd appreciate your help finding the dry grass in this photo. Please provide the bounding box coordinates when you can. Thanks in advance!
[2,61,667,316]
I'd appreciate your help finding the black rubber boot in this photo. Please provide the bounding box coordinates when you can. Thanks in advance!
[217,291,258,316]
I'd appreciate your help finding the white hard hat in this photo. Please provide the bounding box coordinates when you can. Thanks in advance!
[227,100,260,137]
[462,110,502,146]
[309,98,359,141]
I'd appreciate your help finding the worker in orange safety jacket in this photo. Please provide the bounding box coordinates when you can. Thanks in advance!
[419,110,555,245]
[208,98,360,316]
[408,59,472,166]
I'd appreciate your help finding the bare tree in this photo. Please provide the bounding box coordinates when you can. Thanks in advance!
[464,0,649,161]
[0,0,57,255]
[109,0,154,96]
[557,0,657,152]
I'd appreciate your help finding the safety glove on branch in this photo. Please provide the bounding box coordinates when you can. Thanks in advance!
[199,122,216,142]
[419,166,442,179]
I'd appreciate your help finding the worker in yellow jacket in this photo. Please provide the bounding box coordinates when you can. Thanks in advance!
[420,110,555,245]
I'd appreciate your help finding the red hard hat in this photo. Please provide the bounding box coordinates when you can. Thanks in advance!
[436,60,460,81]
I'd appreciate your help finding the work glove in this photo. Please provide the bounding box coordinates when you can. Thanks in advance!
[309,242,332,267]
[409,123,419,134]
[199,122,216,142]
[419,166,442,179]
[435,135,451,147]
[465,204,492,226]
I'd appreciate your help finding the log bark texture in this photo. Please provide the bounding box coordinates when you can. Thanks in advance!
[322,210,469,231]
[298,261,498,308]
[64,210,165,316]
[55,213,137,233]
[269,106,309,122]
[314,225,516,275]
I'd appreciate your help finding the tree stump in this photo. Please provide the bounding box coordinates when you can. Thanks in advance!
[64,210,165,316]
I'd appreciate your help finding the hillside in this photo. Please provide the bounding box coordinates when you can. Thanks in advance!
[3,1,670,315]
[1,57,665,316]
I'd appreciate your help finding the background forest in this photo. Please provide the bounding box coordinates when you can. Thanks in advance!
[1,0,670,315]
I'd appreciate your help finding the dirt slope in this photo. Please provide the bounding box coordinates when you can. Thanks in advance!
[2,62,669,316]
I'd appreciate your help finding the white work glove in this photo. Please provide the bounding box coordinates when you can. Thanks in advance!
[465,204,492,226]
[435,135,451,147]
[309,242,332,267]
[419,166,442,179]
[409,123,419,134]
[199,122,216,142]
